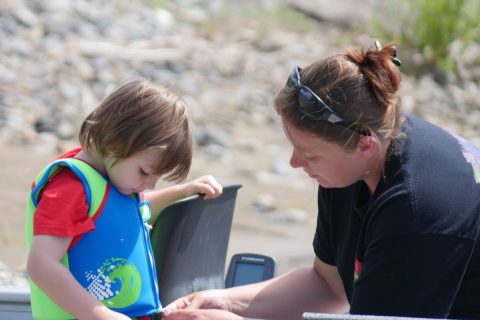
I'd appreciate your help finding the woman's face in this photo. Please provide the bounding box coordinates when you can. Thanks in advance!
[104,148,163,195]
[282,118,370,189]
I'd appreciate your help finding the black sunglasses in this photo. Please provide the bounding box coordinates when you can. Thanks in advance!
[285,66,368,135]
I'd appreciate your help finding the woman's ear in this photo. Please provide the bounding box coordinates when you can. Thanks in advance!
[356,135,378,158]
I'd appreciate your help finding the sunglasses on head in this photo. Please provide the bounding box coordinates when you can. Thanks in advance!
[285,65,368,136]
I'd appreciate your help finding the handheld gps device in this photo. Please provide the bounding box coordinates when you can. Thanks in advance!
[225,253,276,288]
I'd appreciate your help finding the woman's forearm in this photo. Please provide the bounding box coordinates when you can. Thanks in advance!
[227,265,349,320]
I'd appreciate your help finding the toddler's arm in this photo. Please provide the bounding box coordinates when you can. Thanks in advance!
[27,235,130,320]
[145,175,223,220]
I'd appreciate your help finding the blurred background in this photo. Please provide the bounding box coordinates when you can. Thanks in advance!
[1,0,479,286]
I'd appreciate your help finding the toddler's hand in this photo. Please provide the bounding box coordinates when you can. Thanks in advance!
[185,175,223,200]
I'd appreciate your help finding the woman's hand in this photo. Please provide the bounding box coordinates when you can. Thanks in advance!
[165,289,231,311]
[162,290,238,320]
[183,175,223,200]
[163,309,243,320]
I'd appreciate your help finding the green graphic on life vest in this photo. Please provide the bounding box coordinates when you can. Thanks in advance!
[85,257,141,308]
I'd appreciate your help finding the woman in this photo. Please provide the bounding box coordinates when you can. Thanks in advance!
[163,42,480,319]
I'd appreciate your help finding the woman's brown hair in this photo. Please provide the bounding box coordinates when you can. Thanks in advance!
[79,79,192,182]
[274,42,403,151]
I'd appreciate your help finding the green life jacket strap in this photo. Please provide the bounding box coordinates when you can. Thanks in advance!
[30,158,108,217]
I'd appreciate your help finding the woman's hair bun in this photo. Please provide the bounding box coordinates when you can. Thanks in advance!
[375,40,401,66]
[346,40,402,109]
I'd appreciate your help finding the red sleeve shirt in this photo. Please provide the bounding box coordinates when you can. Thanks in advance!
[33,148,95,238]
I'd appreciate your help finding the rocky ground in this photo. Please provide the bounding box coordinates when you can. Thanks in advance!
[1,0,479,286]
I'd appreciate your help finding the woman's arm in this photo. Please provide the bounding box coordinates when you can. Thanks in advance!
[230,257,348,319]
[145,175,222,220]
[27,235,130,320]
[165,257,349,320]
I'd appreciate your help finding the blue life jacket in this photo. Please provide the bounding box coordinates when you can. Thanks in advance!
[25,158,162,319]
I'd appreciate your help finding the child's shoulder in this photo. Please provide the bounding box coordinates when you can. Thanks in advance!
[42,166,84,192]
[52,147,82,161]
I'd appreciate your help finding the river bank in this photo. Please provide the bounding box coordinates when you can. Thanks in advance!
[1,0,479,286]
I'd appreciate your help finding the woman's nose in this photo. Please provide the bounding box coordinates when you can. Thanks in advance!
[290,151,304,169]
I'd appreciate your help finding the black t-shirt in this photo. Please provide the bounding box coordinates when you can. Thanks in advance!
[313,115,480,318]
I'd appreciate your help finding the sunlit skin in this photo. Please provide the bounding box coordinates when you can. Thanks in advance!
[282,117,385,195]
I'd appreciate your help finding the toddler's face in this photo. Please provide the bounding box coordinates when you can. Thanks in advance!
[104,148,163,195]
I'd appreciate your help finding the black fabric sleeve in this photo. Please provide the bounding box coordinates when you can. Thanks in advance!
[350,234,474,318]
[313,229,335,265]
[313,187,336,265]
